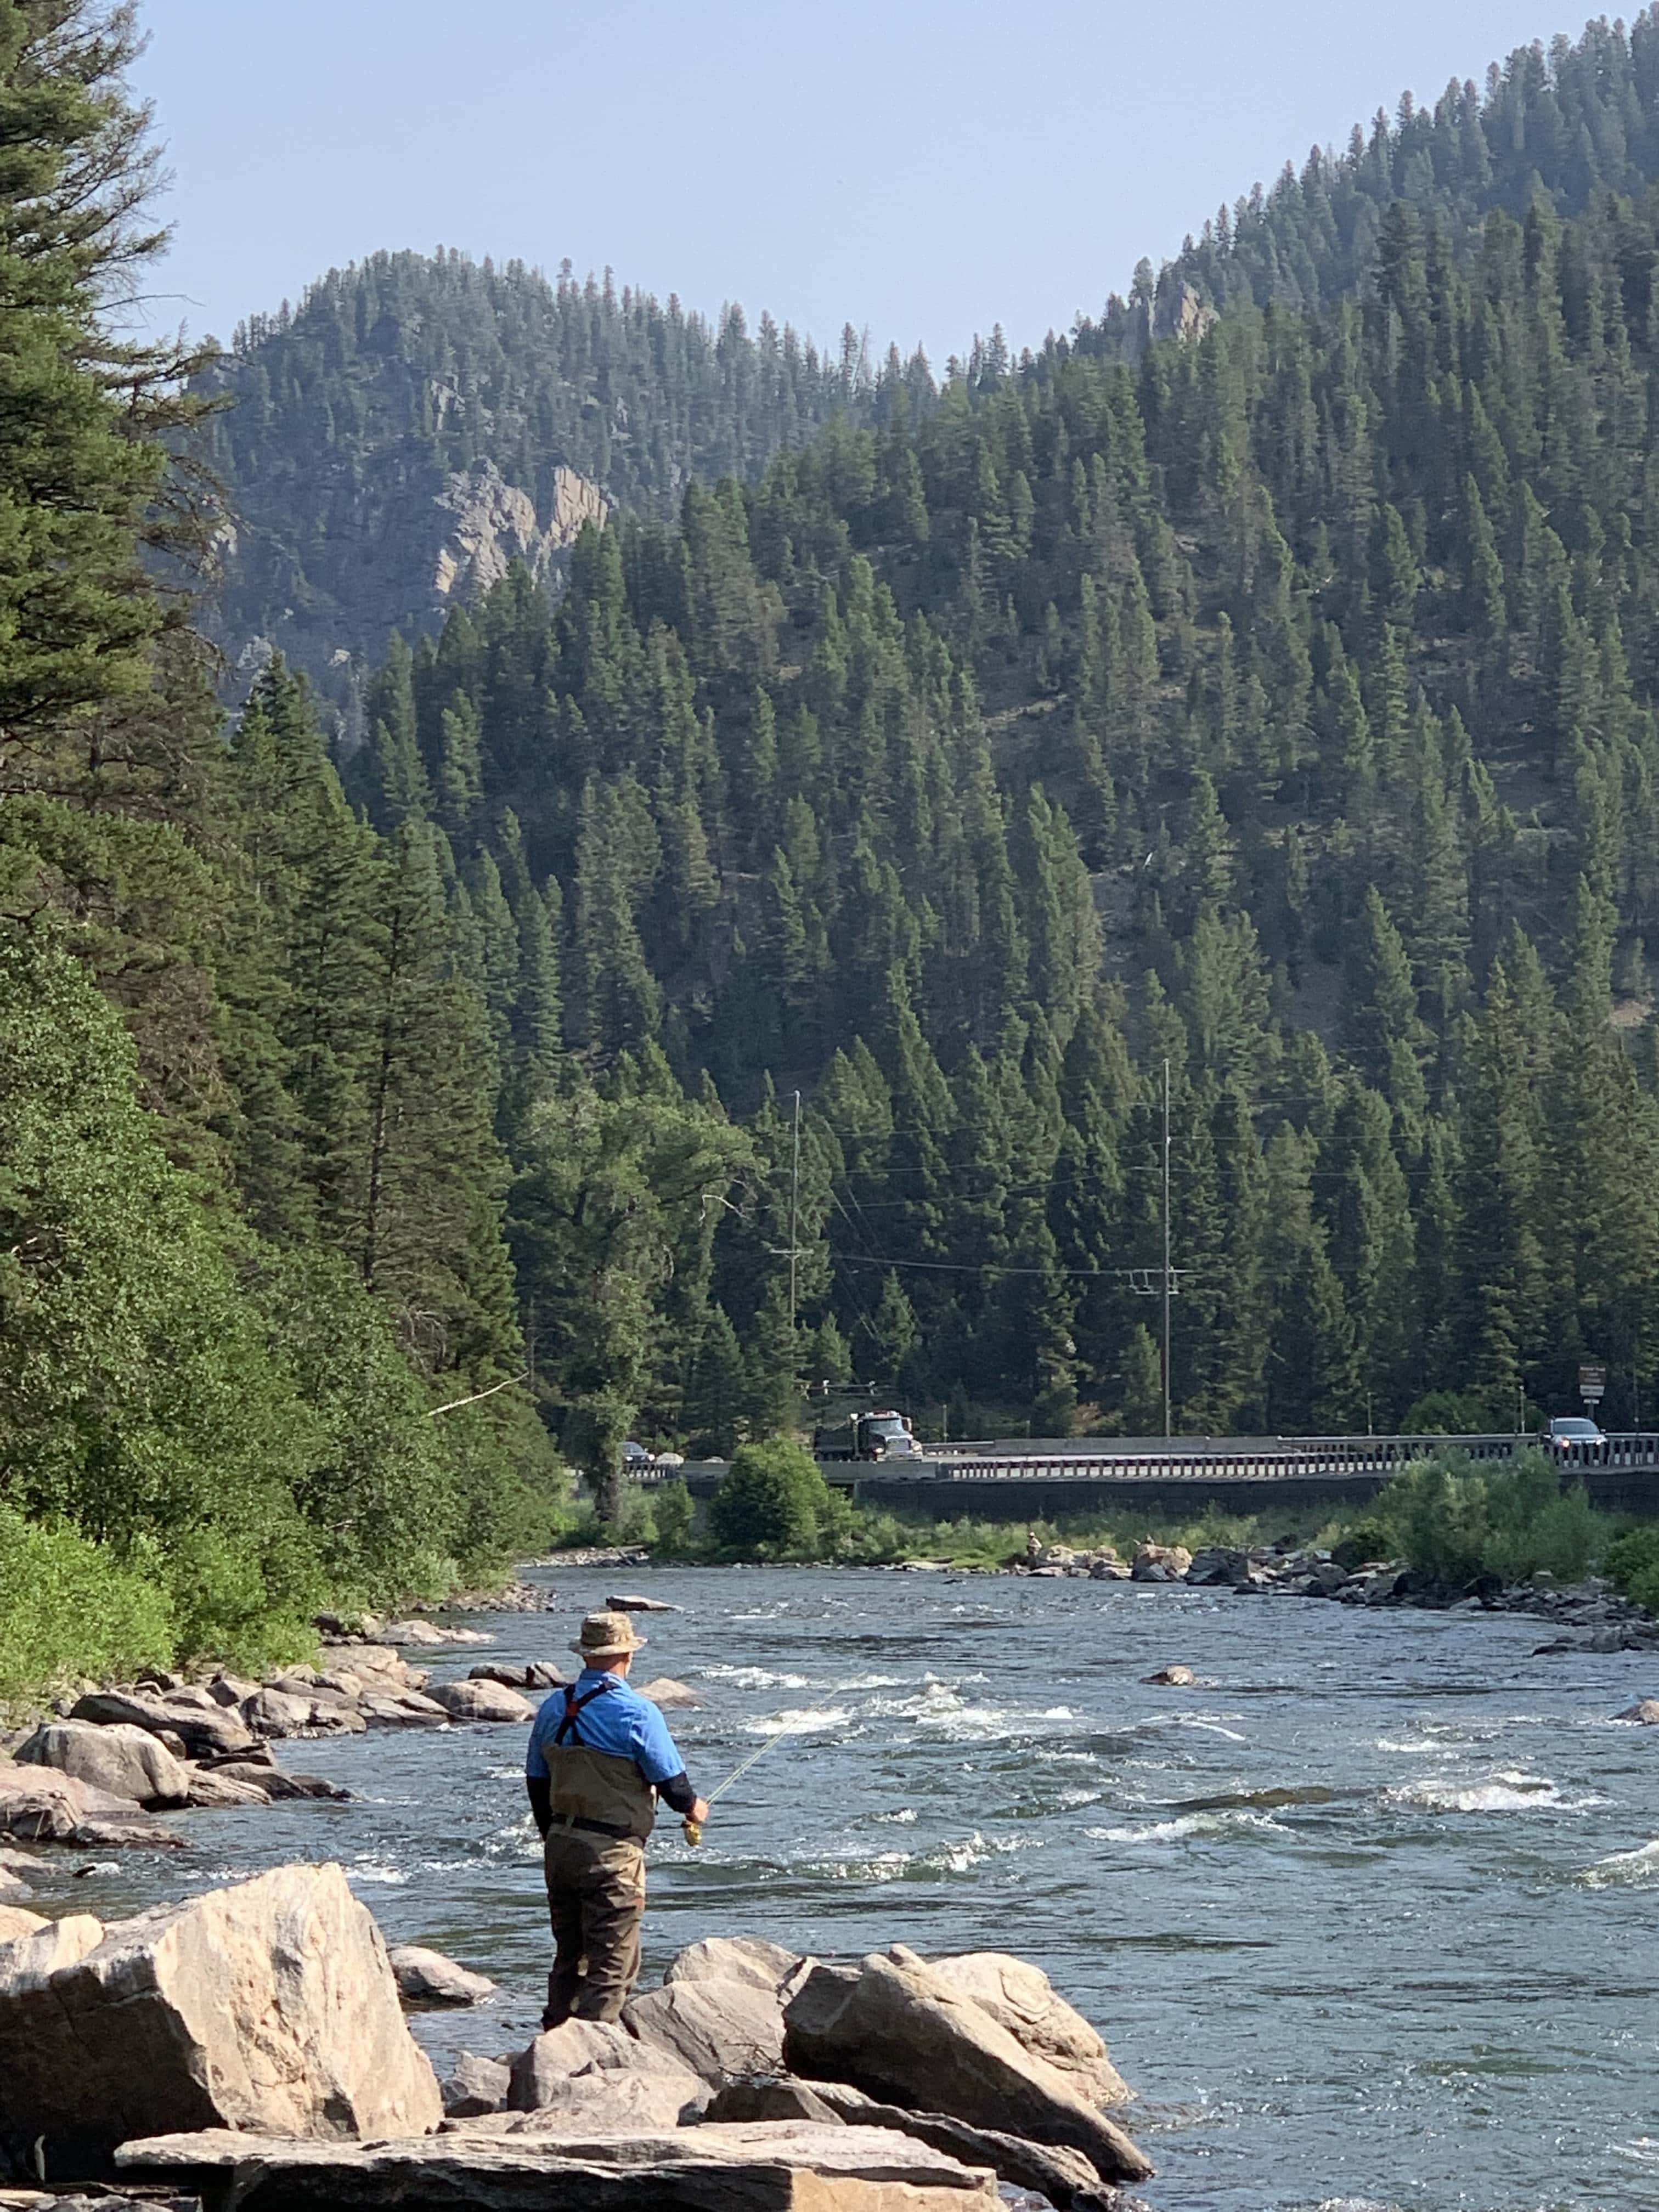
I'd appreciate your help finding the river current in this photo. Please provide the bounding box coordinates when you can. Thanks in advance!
[54,1566,1659,2211]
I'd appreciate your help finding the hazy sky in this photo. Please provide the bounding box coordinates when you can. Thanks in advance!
[132,0,1558,362]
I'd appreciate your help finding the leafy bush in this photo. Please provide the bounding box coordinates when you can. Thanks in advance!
[0,1508,175,1702]
[708,1439,849,1559]
[1369,1449,1607,1587]
[651,1479,696,1556]
[1607,1526,1659,1615]
[1401,1391,1501,1436]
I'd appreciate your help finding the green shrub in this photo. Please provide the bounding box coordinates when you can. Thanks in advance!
[1368,1448,1609,1587]
[1401,1390,1500,1435]
[651,1479,696,1556]
[708,1438,847,1559]
[0,1508,175,1702]
[1607,1526,1659,1614]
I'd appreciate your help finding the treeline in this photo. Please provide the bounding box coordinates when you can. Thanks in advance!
[338,165,1659,1446]
[0,2,568,1684]
[1092,10,1659,344]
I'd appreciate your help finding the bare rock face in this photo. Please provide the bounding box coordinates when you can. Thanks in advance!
[664,1934,804,1996]
[0,1765,183,1848]
[624,1976,787,2083]
[431,462,608,608]
[390,1944,498,2006]
[119,2119,1000,2211]
[783,1952,1151,2185]
[426,1680,536,1724]
[0,1863,442,2147]
[921,1951,1131,2107]
[14,1721,191,1809]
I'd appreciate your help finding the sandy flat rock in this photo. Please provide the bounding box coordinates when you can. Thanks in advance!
[785,1952,1151,2184]
[665,1935,804,1996]
[624,1975,787,2082]
[0,1863,441,2145]
[391,1943,498,2006]
[13,1721,191,1810]
[119,2120,1000,2210]
[359,1690,449,1727]
[426,1679,536,1723]
[635,1676,701,1707]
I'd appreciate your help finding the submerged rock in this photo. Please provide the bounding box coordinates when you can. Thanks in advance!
[390,1944,498,2006]
[0,1863,442,2147]
[606,1593,682,1613]
[1615,1697,1659,1723]
[1141,1664,1198,1687]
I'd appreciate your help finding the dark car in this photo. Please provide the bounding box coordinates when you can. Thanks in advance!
[1545,1415,1606,1464]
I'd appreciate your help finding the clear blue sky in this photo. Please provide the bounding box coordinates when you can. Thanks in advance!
[131,0,1558,362]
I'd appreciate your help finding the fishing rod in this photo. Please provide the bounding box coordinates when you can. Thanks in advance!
[682,1725,788,1847]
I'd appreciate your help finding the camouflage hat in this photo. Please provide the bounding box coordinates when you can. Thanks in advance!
[571,1609,648,1660]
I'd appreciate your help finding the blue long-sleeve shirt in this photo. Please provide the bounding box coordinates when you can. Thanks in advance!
[526,1669,693,1805]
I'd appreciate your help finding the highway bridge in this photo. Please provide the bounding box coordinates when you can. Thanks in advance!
[631,1432,1659,1517]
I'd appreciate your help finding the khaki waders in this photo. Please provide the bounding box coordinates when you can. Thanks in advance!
[541,1729,657,2027]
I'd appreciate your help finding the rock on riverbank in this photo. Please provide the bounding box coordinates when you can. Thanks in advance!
[1,1858,1150,2204]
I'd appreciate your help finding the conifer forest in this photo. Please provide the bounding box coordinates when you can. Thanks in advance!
[13,0,1659,1659]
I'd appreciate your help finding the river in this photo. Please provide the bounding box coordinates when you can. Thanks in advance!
[54,1566,1659,2211]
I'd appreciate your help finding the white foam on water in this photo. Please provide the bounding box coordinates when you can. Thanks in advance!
[348,1860,410,1885]
[1578,1838,1659,1888]
[1383,1770,1606,1815]
[1613,2135,1659,2165]
[1169,1714,1249,1743]
[809,1829,1038,1884]
[832,1673,904,1691]
[700,1664,811,1690]
[746,1705,850,1736]
[1086,1809,1285,1845]
[873,1806,918,1824]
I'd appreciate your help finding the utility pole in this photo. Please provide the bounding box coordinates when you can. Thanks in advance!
[1162,1057,1172,1442]
[788,1088,802,1328]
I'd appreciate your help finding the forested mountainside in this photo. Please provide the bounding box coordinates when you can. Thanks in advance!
[341,171,1659,1455]
[1092,9,1659,345]
[201,251,915,693]
[208,10,1659,702]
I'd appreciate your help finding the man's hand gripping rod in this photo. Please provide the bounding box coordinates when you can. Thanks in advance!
[682,1725,787,1846]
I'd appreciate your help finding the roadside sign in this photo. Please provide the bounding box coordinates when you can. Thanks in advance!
[1579,1362,1606,1404]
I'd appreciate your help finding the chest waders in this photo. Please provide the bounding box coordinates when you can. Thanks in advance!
[547,1680,656,1842]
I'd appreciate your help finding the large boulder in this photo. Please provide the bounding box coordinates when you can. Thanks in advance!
[182,1765,272,1809]
[624,1976,787,2082]
[0,1863,441,2147]
[664,1934,804,1996]
[923,1951,1131,2107]
[359,1690,449,1728]
[426,1680,535,1724]
[635,1676,701,1707]
[118,2120,1001,2211]
[1130,1542,1192,1583]
[0,1905,47,1944]
[507,2018,708,2125]
[390,1944,497,2006]
[507,2067,708,2133]
[783,1951,1150,2184]
[1184,1547,1250,1587]
[13,1721,190,1810]
[69,1690,256,1762]
[0,1766,183,1848]
[211,1763,350,1802]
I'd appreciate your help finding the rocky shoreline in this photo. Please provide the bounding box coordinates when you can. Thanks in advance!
[0,1862,1152,2209]
[912,1538,1659,1653]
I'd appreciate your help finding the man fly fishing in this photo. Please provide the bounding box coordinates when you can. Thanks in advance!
[524,1610,709,2025]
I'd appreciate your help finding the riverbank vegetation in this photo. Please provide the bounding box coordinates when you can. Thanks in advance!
[636,1448,1655,1609]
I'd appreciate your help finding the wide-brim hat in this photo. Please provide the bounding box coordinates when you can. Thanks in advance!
[571,1609,648,1660]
